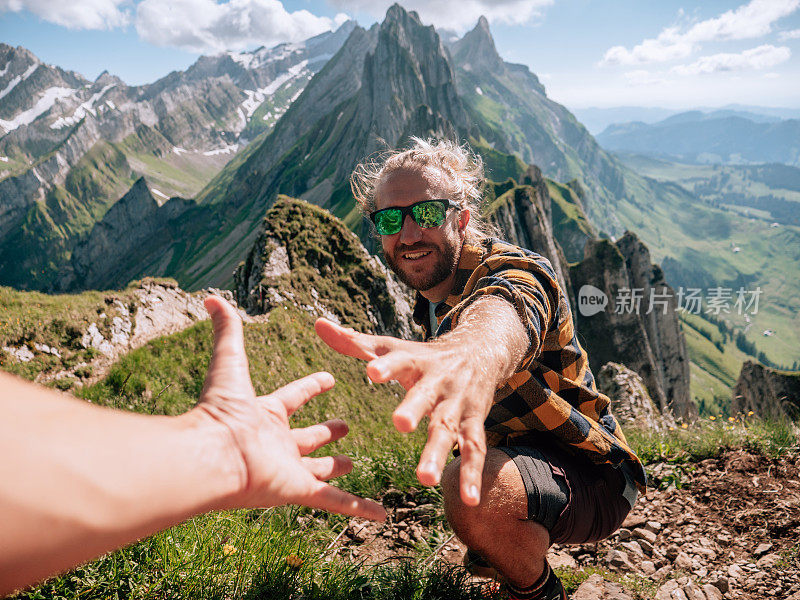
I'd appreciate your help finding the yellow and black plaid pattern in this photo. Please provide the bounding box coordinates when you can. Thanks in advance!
[412,239,647,492]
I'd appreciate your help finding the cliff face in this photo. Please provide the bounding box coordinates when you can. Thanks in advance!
[616,232,691,419]
[570,234,694,420]
[234,197,414,338]
[733,361,800,420]
[484,166,574,306]
[597,362,674,432]
[69,178,192,290]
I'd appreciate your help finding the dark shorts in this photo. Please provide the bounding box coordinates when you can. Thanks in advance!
[498,445,634,545]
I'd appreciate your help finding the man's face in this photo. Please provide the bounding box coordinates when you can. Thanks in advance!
[374,167,469,300]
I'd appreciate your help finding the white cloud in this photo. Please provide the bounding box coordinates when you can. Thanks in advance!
[135,0,349,54]
[779,28,800,39]
[601,0,800,65]
[327,0,553,32]
[671,44,791,75]
[623,70,668,87]
[0,0,130,29]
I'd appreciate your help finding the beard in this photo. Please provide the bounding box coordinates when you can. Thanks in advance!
[384,238,460,292]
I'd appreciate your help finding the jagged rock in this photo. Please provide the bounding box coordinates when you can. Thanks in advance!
[573,574,633,600]
[570,234,693,420]
[233,197,414,338]
[484,166,575,306]
[733,360,800,420]
[448,14,626,230]
[598,362,674,432]
[616,232,692,418]
[69,178,193,290]
[76,278,235,362]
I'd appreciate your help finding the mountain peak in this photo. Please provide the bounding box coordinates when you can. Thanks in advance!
[358,0,467,143]
[383,3,425,31]
[451,16,503,72]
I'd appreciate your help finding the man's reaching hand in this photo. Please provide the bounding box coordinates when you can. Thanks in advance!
[314,296,528,508]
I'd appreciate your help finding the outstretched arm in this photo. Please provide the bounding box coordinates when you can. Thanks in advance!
[315,295,528,508]
[0,296,384,595]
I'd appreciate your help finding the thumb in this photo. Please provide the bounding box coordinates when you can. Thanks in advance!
[204,295,251,382]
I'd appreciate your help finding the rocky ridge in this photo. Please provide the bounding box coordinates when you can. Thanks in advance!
[570,233,694,421]
[733,360,800,420]
[233,197,414,339]
[1,279,242,386]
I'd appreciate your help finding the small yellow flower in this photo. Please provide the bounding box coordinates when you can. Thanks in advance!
[669,427,675,431]
[709,416,716,421]
[222,544,237,556]
[748,411,754,416]
[681,423,688,429]
[286,554,303,568]
[728,417,735,422]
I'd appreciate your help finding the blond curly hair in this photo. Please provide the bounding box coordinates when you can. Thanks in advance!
[350,137,497,243]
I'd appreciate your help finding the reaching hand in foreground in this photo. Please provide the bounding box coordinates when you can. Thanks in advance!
[0,295,383,595]
[195,296,386,518]
[315,297,527,508]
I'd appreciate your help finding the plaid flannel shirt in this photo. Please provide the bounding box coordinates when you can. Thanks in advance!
[412,238,647,493]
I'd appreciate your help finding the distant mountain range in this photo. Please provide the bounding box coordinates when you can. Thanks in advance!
[596,110,800,166]
[574,105,800,135]
[57,6,641,292]
[0,22,355,288]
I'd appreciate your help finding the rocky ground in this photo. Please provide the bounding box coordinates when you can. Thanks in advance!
[334,449,800,599]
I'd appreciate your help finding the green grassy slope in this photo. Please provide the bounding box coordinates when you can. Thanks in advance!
[613,163,800,371]
[80,306,416,455]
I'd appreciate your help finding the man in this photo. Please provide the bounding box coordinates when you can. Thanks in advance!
[316,138,646,600]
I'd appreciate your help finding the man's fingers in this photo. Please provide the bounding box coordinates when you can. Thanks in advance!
[302,455,353,480]
[204,296,251,382]
[264,372,335,416]
[302,481,387,521]
[456,417,487,507]
[391,379,440,432]
[366,350,421,386]
[314,318,397,361]
[291,419,349,455]
[416,403,462,487]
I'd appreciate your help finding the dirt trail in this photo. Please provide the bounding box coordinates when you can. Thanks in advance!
[334,449,800,599]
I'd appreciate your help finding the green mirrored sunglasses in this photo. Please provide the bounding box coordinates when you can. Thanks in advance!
[369,199,460,235]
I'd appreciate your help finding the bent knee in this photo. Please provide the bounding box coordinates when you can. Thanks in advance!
[441,449,527,536]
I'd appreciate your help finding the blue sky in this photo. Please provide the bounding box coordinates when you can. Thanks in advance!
[1,0,799,110]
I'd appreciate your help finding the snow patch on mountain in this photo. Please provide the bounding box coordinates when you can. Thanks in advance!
[0,86,75,133]
[150,187,169,200]
[0,62,39,101]
[203,143,239,156]
[240,60,309,118]
[228,43,303,70]
[50,84,116,130]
